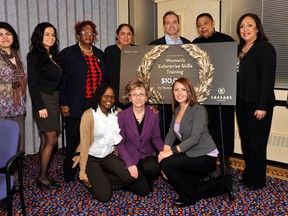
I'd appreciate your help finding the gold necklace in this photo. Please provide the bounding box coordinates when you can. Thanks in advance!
[238,51,246,60]
[134,112,145,124]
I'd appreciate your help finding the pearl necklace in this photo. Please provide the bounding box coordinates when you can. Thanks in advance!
[78,42,92,52]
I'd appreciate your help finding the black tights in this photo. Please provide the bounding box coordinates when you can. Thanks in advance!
[38,131,58,184]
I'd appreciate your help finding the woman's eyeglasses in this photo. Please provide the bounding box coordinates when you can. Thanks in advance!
[130,93,146,98]
[80,31,96,37]
[103,95,115,100]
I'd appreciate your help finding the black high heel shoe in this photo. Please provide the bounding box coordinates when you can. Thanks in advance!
[49,178,60,186]
[173,198,196,207]
[36,178,61,190]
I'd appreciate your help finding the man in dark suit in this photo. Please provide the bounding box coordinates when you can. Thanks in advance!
[149,11,191,139]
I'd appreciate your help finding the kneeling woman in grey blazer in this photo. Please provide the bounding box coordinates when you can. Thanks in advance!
[158,77,237,207]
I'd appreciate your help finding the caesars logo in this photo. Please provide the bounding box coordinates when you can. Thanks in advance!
[211,87,233,101]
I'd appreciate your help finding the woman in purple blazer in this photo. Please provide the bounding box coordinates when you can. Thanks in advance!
[117,80,164,196]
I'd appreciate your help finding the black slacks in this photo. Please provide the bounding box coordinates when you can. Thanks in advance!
[126,155,160,196]
[86,154,134,202]
[160,154,231,203]
[63,117,81,180]
[64,98,94,180]
[236,101,273,188]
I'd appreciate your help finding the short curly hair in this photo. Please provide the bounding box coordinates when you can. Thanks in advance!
[74,20,98,36]
[124,80,149,102]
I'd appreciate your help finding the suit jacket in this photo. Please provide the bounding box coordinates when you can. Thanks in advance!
[149,35,191,45]
[237,40,276,110]
[104,44,121,95]
[117,106,164,167]
[27,51,62,111]
[59,44,107,118]
[165,104,216,157]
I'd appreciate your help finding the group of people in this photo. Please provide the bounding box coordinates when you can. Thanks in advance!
[0,9,276,207]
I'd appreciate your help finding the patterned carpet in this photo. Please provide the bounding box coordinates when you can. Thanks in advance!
[0,149,287,215]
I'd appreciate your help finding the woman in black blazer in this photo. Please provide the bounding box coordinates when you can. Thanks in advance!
[27,22,62,189]
[59,20,107,183]
[236,13,276,190]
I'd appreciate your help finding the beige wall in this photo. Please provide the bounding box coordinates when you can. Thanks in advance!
[118,0,156,45]
[117,0,129,24]
[155,0,221,41]
[118,0,220,43]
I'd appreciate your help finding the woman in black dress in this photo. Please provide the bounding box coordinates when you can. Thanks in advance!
[27,22,62,189]
[105,23,134,100]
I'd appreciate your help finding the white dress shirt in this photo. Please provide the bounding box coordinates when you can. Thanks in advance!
[89,108,122,158]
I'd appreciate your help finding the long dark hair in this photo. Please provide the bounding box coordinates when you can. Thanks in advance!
[92,83,118,113]
[236,13,268,46]
[28,22,59,64]
[0,22,19,51]
[115,23,135,42]
[116,23,134,35]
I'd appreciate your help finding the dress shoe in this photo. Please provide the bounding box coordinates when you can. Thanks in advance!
[228,178,238,201]
[49,177,60,186]
[36,178,61,189]
[173,198,195,207]
[64,176,75,183]
[245,184,263,190]
[238,179,245,185]
[52,179,60,186]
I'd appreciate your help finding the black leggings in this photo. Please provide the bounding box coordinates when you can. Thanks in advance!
[126,155,160,196]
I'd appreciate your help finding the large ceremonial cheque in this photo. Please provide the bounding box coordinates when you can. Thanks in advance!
[119,42,237,105]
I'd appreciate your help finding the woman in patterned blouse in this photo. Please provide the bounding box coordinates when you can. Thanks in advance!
[0,22,26,152]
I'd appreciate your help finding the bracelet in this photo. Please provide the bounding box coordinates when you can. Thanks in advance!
[171,146,179,155]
